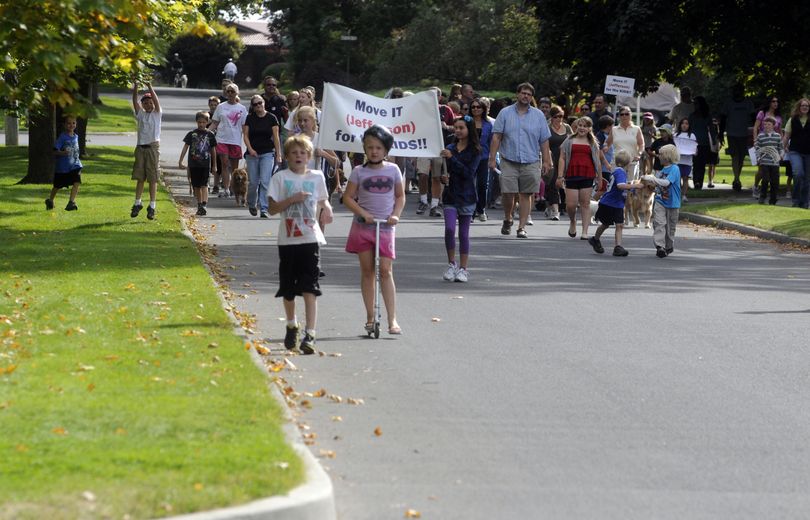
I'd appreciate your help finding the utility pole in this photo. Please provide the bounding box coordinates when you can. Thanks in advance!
[340,32,358,87]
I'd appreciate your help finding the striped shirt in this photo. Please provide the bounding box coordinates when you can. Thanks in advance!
[755,131,783,166]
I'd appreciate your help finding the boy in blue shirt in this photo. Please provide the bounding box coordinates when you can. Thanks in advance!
[46,116,82,211]
[588,150,642,257]
[642,144,682,258]
[596,115,615,179]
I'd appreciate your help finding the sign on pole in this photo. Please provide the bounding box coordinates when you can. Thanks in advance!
[604,75,635,97]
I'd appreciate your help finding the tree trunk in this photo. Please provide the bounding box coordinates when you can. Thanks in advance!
[4,110,19,146]
[18,101,60,185]
[77,78,92,158]
[77,116,88,158]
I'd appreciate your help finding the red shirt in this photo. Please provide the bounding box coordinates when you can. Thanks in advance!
[568,143,596,179]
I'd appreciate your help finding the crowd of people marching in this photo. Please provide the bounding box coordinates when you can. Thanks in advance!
[44,75,810,354]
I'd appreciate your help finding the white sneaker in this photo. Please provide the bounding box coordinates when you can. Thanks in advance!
[443,263,458,281]
[454,268,469,283]
[526,215,534,226]
[550,210,560,221]
[479,212,487,222]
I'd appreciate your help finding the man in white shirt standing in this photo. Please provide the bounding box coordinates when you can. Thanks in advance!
[223,58,237,81]
[130,79,162,220]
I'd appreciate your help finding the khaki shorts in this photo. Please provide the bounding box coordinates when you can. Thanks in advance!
[499,159,540,194]
[132,142,161,182]
[416,157,445,178]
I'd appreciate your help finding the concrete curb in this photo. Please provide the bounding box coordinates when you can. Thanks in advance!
[164,174,336,520]
[681,211,810,248]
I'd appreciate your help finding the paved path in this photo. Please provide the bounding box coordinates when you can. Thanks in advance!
[15,89,810,519]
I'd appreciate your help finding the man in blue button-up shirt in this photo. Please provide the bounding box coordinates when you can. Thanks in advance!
[488,82,552,238]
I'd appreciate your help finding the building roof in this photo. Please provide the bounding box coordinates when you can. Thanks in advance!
[225,20,274,47]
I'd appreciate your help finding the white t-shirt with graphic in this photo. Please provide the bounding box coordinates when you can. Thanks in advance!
[212,101,248,145]
[268,168,328,245]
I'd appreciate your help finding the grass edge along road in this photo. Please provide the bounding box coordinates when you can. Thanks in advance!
[685,201,810,240]
[0,146,304,519]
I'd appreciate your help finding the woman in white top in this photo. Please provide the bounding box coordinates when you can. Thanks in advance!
[210,83,248,198]
[673,117,698,202]
[606,105,644,180]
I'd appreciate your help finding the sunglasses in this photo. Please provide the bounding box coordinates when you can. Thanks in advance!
[552,115,563,119]
[226,90,236,94]
[252,101,263,106]
[265,83,277,87]
[471,105,482,109]
[619,112,631,116]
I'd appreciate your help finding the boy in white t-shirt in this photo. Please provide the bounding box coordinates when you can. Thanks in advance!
[130,80,162,220]
[268,135,333,354]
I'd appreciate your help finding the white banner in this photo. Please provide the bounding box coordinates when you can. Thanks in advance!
[319,83,444,157]
[604,75,636,97]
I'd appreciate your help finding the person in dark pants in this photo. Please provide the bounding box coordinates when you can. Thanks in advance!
[719,84,755,191]
[689,96,713,190]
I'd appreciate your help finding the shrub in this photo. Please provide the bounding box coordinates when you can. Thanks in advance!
[168,22,245,88]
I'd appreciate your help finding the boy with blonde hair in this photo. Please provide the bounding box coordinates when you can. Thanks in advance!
[268,136,333,354]
[642,144,681,258]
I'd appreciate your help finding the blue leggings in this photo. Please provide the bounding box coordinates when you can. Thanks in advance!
[444,207,471,255]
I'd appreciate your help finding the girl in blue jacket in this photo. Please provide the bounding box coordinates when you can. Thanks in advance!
[440,116,482,282]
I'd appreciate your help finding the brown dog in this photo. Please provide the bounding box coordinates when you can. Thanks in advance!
[625,183,655,228]
[230,167,248,207]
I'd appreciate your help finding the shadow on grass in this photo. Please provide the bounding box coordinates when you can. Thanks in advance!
[774,218,810,237]
[0,227,199,273]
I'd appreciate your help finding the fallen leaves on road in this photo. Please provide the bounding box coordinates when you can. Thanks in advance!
[318,449,336,459]
[405,509,421,518]
[374,427,382,437]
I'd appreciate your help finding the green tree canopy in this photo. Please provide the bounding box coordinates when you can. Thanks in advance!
[534,0,810,100]
[0,0,207,183]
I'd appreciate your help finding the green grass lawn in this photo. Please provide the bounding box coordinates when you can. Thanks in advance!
[686,202,810,240]
[91,96,136,133]
[0,96,133,133]
[0,146,303,519]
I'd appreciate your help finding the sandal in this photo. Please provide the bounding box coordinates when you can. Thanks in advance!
[364,322,375,334]
[388,325,402,335]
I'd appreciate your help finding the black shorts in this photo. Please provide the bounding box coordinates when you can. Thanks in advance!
[564,177,594,190]
[53,168,81,188]
[596,203,624,226]
[189,167,210,188]
[275,243,321,300]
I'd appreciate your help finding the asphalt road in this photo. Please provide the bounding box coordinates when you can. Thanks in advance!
[34,89,810,519]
